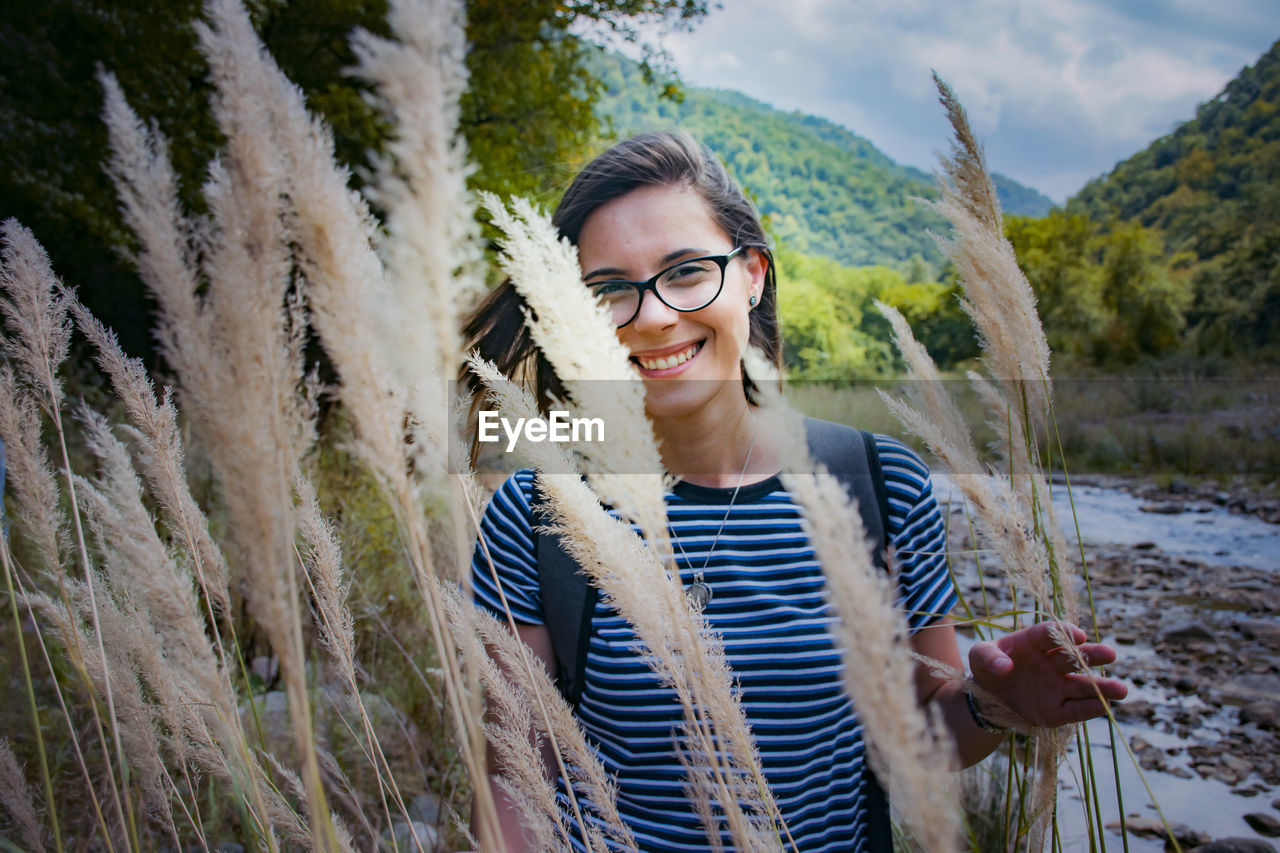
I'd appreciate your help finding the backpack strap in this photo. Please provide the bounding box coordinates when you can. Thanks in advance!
[800,418,890,572]
[530,478,600,706]
[800,419,895,852]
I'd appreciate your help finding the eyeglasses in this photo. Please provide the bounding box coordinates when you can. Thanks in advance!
[587,247,746,328]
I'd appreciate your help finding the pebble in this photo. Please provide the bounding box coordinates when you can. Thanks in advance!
[1246,813,1280,837]
[1238,621,1280,642]
[1131,735,1167,771]
[384,820,439,850]
[1160,623,1218,648]
[1108,816,1210,847]
[410,791,444,825]
[1241,701,1280,731]
[1191,840,1279,853]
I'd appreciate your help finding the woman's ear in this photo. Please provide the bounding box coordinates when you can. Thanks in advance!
[744,248,768,304]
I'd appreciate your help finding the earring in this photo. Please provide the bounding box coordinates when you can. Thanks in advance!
[749,295,758,306]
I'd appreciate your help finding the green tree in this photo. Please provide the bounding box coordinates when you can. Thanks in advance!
[1005,212,1107,358]
[1006,213,1188,365]
[0,0,707,361]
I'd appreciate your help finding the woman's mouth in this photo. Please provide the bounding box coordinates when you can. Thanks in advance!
[631,341,703,373]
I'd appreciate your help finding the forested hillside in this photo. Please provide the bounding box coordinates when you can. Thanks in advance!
[1067,38,1280,353]
[594,51,1055,269]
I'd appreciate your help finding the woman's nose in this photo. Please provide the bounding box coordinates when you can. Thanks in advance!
[629,287,679,331]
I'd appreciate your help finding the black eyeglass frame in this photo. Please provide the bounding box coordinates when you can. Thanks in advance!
[587,246,747,328]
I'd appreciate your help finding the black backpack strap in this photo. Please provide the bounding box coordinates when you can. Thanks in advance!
[801,418,895,852]
[530,478,598,707]
[801,418,890,572]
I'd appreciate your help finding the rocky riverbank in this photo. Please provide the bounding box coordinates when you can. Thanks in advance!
[944,478,1280,852]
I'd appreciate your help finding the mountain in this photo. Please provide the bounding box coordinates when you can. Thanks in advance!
[1068,38,1280,350]
[593,52,1056,270]
[1070,39,1280,255]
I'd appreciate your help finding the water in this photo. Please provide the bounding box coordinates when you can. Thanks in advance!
[933,472,1280,849]
[1051,482,1279,571]
[1056,710,1265,853]
[932,473,1280,571]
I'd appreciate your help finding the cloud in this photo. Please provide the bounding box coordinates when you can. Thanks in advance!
[641,0,1278,201]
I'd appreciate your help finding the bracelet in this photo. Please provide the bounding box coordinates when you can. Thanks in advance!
[966,688,1010,734]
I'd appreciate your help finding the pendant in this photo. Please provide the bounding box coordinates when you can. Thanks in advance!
[686,580,713,610]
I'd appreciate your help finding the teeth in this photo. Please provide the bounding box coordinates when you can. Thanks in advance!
[639,343,699,371]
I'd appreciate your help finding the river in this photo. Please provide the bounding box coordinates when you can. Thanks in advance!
[931,472,1280,851]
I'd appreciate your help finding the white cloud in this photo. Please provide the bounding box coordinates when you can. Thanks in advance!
[636,0,1277,201]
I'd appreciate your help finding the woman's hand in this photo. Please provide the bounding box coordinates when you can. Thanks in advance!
[968,621,1128,729]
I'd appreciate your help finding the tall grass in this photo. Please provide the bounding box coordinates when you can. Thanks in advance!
[870,75,1159,852]
[0,2,1153,851]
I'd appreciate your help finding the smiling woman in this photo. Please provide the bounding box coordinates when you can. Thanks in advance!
[460,130,1125,853]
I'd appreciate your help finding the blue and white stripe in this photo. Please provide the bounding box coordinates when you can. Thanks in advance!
[471,434,956,852]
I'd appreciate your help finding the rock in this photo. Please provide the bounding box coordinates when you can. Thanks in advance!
[1109,816,1210,847]
[1142,502,1185,514]
[1191,840,1278,853]
[1246,813,1280,837]
[1160,623,1218,648]
[1169,479,1193,494]
[1131,735,1167,771]
[410,791,444,825]
[238,691,292,757]
[1241,701,1280,730]
[1134,540,1159,550]
[250,655,279,684]
[385,821,439,850]
[1113,699,1157,722]
[1215,753,1253,785]
[1273,797,1280,809]
[1238,620,1280,641]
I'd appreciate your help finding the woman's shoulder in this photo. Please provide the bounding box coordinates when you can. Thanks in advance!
[798,417,932,481]
[484,468,539,521]
[870,433,932,482]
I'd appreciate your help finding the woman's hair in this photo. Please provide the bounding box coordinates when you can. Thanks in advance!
[463,130,781,416]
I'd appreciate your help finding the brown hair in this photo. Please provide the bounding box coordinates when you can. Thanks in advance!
[463,130,781,416]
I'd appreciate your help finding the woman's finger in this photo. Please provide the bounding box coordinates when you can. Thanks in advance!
[969,640,1014,677]
[1063,672,1129,702]
[1078,642,1118,667]
[999,620,1087,654]
[1059,696,1112,724]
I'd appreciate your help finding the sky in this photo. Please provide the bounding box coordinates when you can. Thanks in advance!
[627,0,1280,202]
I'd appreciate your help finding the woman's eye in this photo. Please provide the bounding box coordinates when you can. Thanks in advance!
[593,282,632,300]
[667,261,714,282]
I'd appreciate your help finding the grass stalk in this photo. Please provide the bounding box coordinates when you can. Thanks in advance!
[0,544,62,852]
[53,415,140,850]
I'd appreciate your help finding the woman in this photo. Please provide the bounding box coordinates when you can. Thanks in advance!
[465,131,1125,851]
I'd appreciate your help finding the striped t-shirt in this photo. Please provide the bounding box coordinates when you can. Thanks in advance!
[470,434,956,852]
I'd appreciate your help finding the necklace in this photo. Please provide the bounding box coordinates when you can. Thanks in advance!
[673,410,758,611]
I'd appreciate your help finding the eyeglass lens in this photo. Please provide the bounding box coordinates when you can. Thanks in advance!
[595,257,726,326]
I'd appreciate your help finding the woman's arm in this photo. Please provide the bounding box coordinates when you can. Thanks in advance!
[911,617,1128,768]
[473,622,560,853]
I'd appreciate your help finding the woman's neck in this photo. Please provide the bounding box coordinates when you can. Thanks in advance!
[652,399,779,488]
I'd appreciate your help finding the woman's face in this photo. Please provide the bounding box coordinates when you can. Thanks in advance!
[577,184,766,421]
